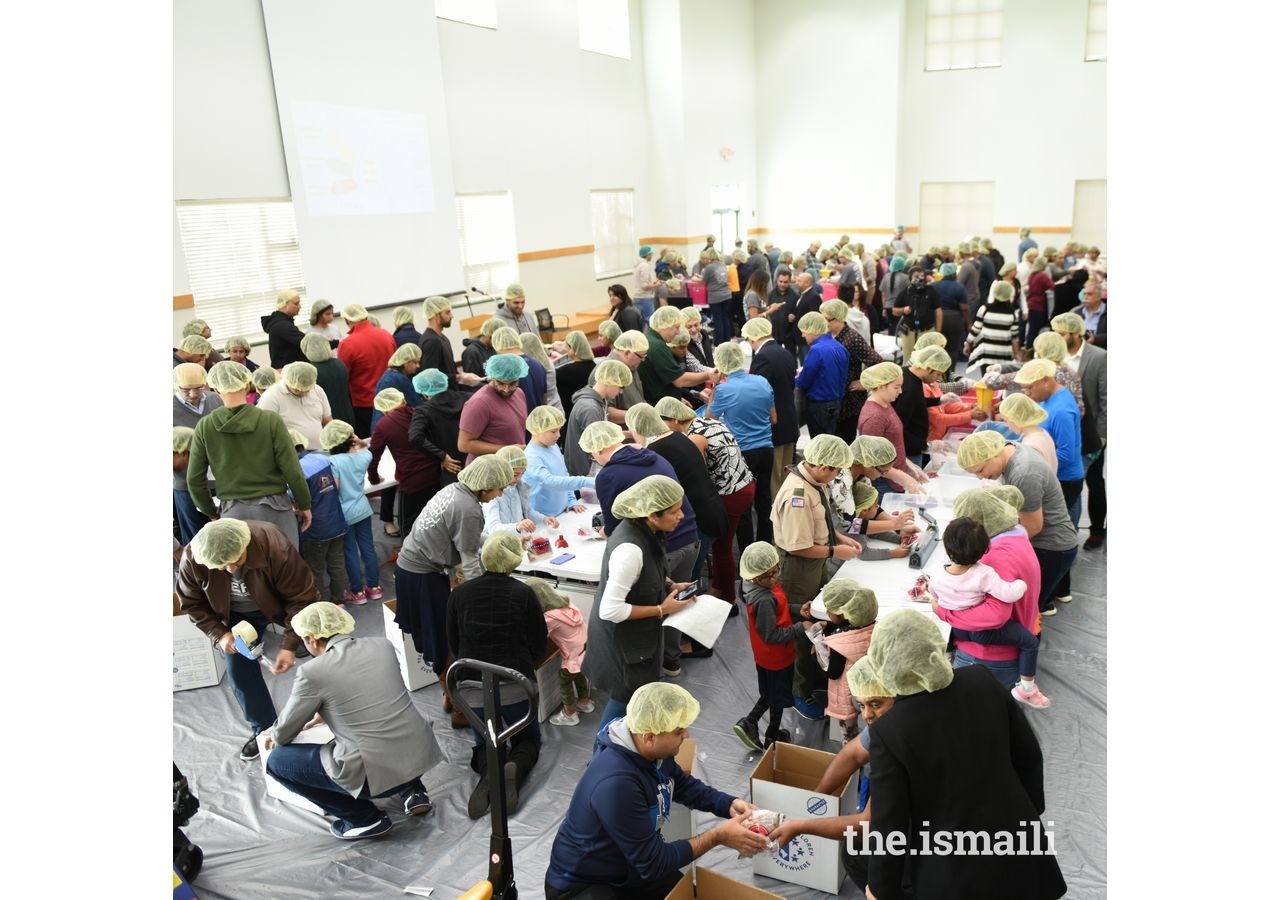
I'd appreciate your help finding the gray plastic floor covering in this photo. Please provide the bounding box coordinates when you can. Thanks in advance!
[174,526,1106,899]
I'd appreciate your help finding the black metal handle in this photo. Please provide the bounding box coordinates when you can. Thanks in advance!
[445,659,538,747]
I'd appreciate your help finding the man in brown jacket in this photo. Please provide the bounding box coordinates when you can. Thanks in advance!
[176,519,319,761]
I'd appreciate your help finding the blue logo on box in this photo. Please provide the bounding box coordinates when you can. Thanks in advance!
[806,796,828,815]
[775,834,815,871]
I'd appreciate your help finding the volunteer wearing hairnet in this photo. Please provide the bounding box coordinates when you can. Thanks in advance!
[844,434,922,495]
[392,455,514,723]
[984,330,1084,415]
[638,305,715,405]
[589,329,649,424]
[257,361,334,451]
[524,405,594,519]
[893,346,980,468]
[456,354,529,464]
[491,325,548,415]
[494,282,538,334]
[545,682,767,899]
[222,334,257,373]
[264,289,308,369]
[520,331,564,413]
[564,358,633,476]
[182,318,224,371]
[390,305,421,349]
[174,334,213,369]
[861,609,1066,900]
[1052,305,1107,552]
[173,362,224,429]
[172,426,211,545]
[858,361,927,496]
[555,329,599,412]
[707,336,777,545]
[263,601,443,840]
[446,531,548,818]
[770,433,863,718]
[307,299,343,348]
[176,519,321,763]
[369,342,422,432]
[583,475,702,727]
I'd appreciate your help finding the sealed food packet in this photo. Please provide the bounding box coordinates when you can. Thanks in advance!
[741,809,787,857]
[806,623,830,671]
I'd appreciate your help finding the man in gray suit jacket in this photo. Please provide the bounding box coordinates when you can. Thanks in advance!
[265,602,443,840]
[1054,313,1107,551]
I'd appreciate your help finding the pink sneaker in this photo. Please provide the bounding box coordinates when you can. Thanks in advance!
[366,586,383,601]
[344,589,368,606]
[1011,683,1051,709]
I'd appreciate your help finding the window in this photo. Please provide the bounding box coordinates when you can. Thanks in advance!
[1085,0,1106,61]
[176,199,307,342]
[590,189,637,278]
[436,0,497,30]
[924,0,1003,71]
[455,192,519,297]
[917,181,995,254]
[578,0,630,60]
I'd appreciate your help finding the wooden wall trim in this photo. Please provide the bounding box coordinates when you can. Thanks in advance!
[517,244,594,263]
[749,226,908,236]
[638,234,715,245]
[173,293,195,310]
[992,226,1072,234]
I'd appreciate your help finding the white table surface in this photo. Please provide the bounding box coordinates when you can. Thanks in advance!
[514,504,606,583]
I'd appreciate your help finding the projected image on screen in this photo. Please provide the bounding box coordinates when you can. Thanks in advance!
[291,101,434,216]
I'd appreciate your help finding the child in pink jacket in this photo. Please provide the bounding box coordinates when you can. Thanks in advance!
[527,577,594,726]
[816,579,879,742]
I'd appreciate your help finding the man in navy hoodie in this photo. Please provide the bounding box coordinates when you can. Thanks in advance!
[544,683,767,899]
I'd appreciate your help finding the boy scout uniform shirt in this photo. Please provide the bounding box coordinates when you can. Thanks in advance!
[770,464,838,554]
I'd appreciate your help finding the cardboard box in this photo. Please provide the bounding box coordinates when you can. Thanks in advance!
[535,648,563,722]
[659,739,698,842]
[665,863,784,900]
[173,616,226,691]
[749,741,855,894]
[382,600,440,692]
[257,724,334,815]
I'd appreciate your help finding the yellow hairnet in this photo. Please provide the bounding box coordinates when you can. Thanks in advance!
[998,391,1048,428]
[520,333,552,368]
[374,387,405,412]
[291,601,356,639]
[819,298,848,322]
[1033,331,1066,363]
[624,682,701,734]
[341,303,369,323]
[847,655,889,700]
[458,456,516,493]
[491,327,522,352]
[287,428,307,449]
[848,435,896,467]
[611,474,684,519]
[909,346,952,373]
[566,330,593,360]
[388,343,421,368]
[798,311,828,335]
[625,403,669,439]
[250,367,277,393]
[224,335,252,354]
[667,328,691,348]
[526,576,570,612]
[952,488,1020,537]
[503,283,525,300]
[852,479,879,514]
[741,318,773,340]
[988,484,1025,511]
[421,295,451,319]
[956,430,1006,469]
[207,360,253,393]
[282,361,318,391]
[320,419,355,450]
[526,404,566,434]
[308,299,334,325]
[191,519,252,569]
[182,319,209,338]
[495,444,528,470]
[301,332,332,362]
[1014,358,1058,385]
[861,362,903,391]
[598,320,622,343]
[655,396,694,422]
[594,359,634,388]
[1052,312,1086,335]
[173,426,195,453]
[713,341,745,373]
[485,353,529,382]
[173,362,207,389]
[578,420,625,453]
[650,306,684,330]
[823,579,878,628]
[867,609,954,696]
[992,282,1015,304]
[480,531,524,574]
[614,330,649,353]
[739,541,780,580]
[277,289,301,309]
[914,332,947,350]
[680,307,702,325]
[180,335,213,355]
[481,316,507,338]
[393,306,415,328]
[805,433,855,468]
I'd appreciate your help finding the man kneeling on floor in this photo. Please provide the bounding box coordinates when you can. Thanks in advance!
[544,683,769,900]
[264,601,443,839]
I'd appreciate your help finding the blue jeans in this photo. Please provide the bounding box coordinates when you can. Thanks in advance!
[952,648,1020,690]
[951,620,1040,677]
[1033,545,1078,611]
[173,490,209,546]
[600,698,629,734]
[266,742,425,825]
[343,518,379,593]
[226,608,278,734]
[710,301,734,345]
[635,297,655,326]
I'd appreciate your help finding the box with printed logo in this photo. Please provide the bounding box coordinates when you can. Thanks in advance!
[748,741,855,894]
[173,615,226,692]
[664,862,784,900]
[382,600,440,692]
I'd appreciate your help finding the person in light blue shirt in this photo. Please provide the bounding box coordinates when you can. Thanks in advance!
[482,445,560,538]
[320,420,382,605]
[708,340,776,543]
[524,406,594,520]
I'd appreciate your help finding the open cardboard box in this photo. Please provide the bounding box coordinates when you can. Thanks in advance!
[382,600,440,691]
[659,738,698,842]
[665,863,784,900]
[749,741,855,894]
[173,614,226,692]
[535,645,563,722]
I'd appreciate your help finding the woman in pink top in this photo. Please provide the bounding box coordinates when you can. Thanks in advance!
[857,362,926,494]
[527,577,594,727]
[997,392,1058,477]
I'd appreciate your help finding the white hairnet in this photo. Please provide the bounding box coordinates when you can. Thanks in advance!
[422,295,451,319]
[578,420,625,453]
[393,306,415,327]
[282,361,317,391]
[594,359,634,387]
[179,335,213,355]
[866,609,954,696]
[374,387,405,412]
[173,426,195,453]
[860,362,903,391]
[320,419,355,450]
[526,404,566,434]
[909,346,952,373]
[301,332,332,362]
[611,474,684,519]
[914,332,947,350]
[250,367,277,393]
[491,327,522,352]
[741,318,773,341]
[494,444,528,470]
[625,403,669,439]
[998,392,1047,428]
[713,341,745,373]
[846,655,890,699]
[566,330,592,360]
[191,519,252,569]
[480,531,524,574]
[624,682,700,734]
[952,488,1020,537]
[798,311,828,335]
[207,360,253,393]
[520,333,551,368]
[458,455,516,493]
[655,396,694,422]
[614,330,649,353]
[804,433,855,468]
[650,306,684,330]
[956,430,1007,469]
[1014,358,1057,385]
[388,343,421,368]
[291,601,355,639]
[848,435,897,467]
[823,579,878,628]
[341,303,368,323]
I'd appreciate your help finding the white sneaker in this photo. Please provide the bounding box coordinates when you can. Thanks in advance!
[575,699,596,714]
[550,710,580,726]
[1055,594,1073,603]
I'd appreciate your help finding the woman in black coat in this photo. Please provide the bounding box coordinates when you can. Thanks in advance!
[862,610,1066,900]
[606,284,644,333]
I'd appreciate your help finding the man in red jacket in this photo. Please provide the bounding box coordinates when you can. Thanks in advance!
[336,304,396,437]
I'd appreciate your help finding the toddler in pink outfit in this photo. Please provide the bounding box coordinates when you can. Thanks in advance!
[527,577,595,725]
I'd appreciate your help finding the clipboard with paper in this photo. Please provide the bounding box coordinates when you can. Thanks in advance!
[660,594,732,648]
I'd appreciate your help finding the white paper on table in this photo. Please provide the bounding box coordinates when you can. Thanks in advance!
[661,594,732,648]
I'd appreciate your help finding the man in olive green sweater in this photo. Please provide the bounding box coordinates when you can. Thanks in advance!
[189,361,312,547]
